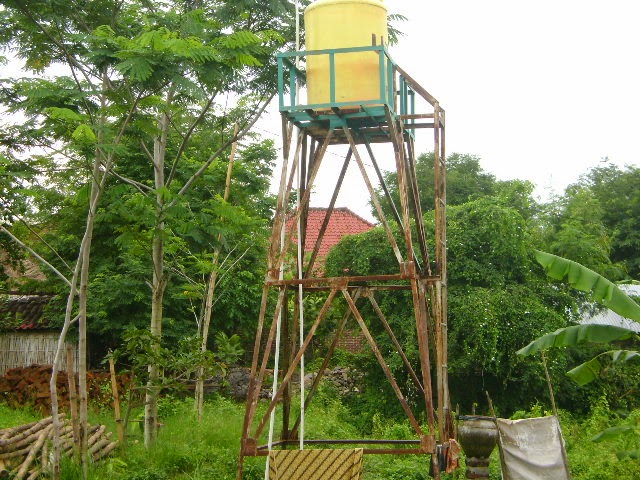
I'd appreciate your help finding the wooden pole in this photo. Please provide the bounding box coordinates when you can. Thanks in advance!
[15,425,51,480]
[541,352,559,417]
[108,355,124,444]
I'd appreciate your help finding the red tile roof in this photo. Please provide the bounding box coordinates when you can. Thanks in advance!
[286,207,376,258]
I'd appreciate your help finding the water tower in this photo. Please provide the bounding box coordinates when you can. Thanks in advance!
[238,1,452,478]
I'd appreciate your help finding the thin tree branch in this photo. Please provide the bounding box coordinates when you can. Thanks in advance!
[109,169,152,195]
[15,2,98,114]
[174,93,274,200]
[212,245,252,291]
[166,90,219,186]
[0,225,72,287]
[140,140,154,162]
[15,214,72,272]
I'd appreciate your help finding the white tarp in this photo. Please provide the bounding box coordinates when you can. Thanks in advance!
[496,416,571,480]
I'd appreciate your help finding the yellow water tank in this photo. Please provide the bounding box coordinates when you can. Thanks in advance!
[304,0,388,106]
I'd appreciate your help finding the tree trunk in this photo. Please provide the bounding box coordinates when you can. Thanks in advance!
[48,144,107,478]
[144,97,171,447]
[195,124,239,420]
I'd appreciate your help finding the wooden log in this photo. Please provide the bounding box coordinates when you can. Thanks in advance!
[59,424,101,458]
[1,430,45,454]
[40,432,49,474]
[92,441,118,461]
[0,444,32,461]
[88,438,110,456]
[15,424,51,480]
[4,423,69,454]
[108,357,124,444]
[26,469,40,480]
[87,425,105,447]
[0,459,9,478]
[0,416,60,450]
[0,421,38,441]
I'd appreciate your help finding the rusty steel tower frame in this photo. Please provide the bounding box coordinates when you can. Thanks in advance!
[237,45,451,479]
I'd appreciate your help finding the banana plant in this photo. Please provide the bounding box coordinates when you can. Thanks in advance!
[517,323,638,386]
[518,251,640,457]
[518,251,640,386]
[532,250,640,321]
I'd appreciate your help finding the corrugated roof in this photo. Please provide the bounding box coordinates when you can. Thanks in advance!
[0,294,53,331]
[581,310,640,333]
[286,207,376,258]
[580,283,640,333]
[619,283,640,297]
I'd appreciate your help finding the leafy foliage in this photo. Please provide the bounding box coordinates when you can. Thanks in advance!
[581,164,640,278]
[326,195,578,415]
[518,324,638,357]
[214,331,245,365]
[373,152,539,222]
[567,350,639,386]
[534,250,640,320]
[546,163,640,279]
[111,327,223,389]
[0,0,285,364]
[518,254,640,457]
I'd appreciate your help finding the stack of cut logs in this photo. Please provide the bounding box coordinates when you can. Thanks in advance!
[0,415,117,479]
[0,365,129,413]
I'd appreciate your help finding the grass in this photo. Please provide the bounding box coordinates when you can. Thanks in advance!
[2,393,639,479]
[0,401,40,427]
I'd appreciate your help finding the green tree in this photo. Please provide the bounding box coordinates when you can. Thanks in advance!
[0,0,290,455]
[581,164,640,278]
[544,184,623,279]
[325,196,579,417]
[374,151,539,222]
[546,163,640,281]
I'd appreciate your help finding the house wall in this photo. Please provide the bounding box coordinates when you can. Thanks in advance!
[0,331,78,375]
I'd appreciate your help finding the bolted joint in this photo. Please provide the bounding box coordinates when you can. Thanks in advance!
[241,438,258,456]
[400,261,416,278]
[420,434,436,454]
[329,277,349,289]
[266,268,280,282]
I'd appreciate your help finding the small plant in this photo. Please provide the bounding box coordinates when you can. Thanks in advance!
[111,327,225,391]
[215,331,244,365]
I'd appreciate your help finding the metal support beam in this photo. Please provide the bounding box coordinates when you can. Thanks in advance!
[240,54,449,478]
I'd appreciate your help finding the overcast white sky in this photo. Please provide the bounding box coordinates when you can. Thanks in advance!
[4,1,638,222]
[262,0,640,221]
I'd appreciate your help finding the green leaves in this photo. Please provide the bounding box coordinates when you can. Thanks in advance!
[517,325,639,385]
[517,324,637,356]
[518,252,640,400]
[72,124,97,145]
[116,57,156,82]
[44,107,84,122]
[566,350,639,386]
[219,30,262,49]
[214,331,244,365]
[535,250,640,321]
[591,425,635,443]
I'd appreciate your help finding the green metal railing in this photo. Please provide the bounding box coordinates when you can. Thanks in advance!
[277,45,417,124]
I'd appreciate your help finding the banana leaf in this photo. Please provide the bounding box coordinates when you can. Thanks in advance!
[616,450,640,460]
[517,324,637,356]
[535,250,640,322]
[566,350,639,385]
[591,425,635,443]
